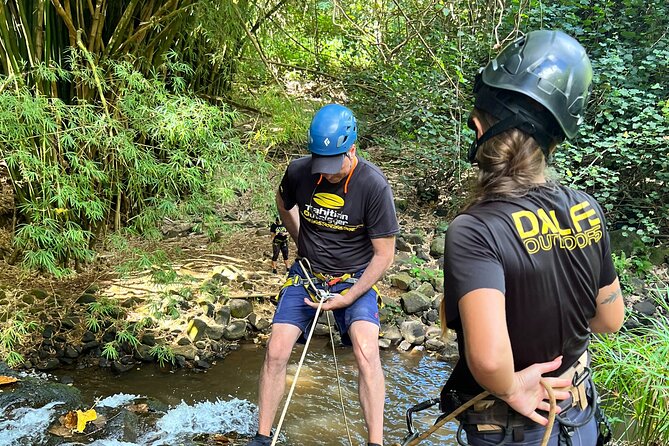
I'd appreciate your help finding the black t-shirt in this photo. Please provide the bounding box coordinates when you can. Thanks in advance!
[271,223,289,244]
[279,155,399,275]
[443,183,617,395]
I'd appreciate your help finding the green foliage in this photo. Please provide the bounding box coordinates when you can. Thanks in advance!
[86,299,123,333]
[530,0,669,243]
[408,256,443,283]
[101,342,120,361]
[590,285,669,445]
[0,312,39,367]
[149,344,176,367]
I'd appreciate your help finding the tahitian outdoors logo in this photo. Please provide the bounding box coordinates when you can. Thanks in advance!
[303,193,360,231]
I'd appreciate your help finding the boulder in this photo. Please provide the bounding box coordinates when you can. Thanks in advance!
[248,314,271,331]
[215,306,231,326]
[205,323,226,340]
[380,324,402,344]
[223,320,247,340]
[415,282,436,298]
[400,291,431,314]
[400,320,426,345]
[430,236,445,258]
[186,318,209,342]
[173,344,198,361]
[229,299,253,319]
[390,272,415,291]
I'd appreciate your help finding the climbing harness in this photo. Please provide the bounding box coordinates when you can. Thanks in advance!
[395,351,600,446]
[277,258,382,305]
[271,258,354,446]
[393,380,556,446]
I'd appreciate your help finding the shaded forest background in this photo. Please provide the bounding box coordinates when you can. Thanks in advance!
[0,0,667,277]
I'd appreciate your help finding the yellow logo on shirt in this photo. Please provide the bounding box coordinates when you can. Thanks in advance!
[313,193,344,209]
[512,201,603,254]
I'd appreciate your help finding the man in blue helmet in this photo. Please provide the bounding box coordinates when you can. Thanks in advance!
[250,104,399,446]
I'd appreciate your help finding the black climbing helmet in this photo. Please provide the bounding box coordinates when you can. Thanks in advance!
[468,29,593,163]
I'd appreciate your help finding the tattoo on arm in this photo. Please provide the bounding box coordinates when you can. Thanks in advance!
[601,289,622,305]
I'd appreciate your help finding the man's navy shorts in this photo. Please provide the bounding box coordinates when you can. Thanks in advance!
[273,262,380,345]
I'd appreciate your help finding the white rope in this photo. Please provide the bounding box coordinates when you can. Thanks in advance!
[271,259,353,446]
[326,310,354,446]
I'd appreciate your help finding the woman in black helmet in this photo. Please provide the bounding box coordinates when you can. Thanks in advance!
[440,30,625,445]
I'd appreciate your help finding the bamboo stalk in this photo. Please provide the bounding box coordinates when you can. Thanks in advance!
[87,0,103,52]
[104,0,140,56]
[51,0,77,46]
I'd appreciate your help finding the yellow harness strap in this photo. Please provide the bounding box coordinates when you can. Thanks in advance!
[276,273,383,305]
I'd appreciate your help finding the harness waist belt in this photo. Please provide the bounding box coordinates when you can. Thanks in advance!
[461,350,590,433]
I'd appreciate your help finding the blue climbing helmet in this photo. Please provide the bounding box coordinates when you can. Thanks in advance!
[307,104,358,156]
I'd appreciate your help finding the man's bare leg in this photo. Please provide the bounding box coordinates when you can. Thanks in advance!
[257,323,302,436]
[349,320,384,445]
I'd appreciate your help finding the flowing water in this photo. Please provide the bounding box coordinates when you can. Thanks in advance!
[1,339,460,445]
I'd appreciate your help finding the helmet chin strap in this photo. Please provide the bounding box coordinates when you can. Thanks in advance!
[468,112,555,164]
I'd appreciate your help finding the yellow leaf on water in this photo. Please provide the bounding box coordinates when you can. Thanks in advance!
[76,409,97,433]
[0,376,19,386]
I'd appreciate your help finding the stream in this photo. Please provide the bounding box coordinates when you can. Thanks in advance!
[0,339,459,445]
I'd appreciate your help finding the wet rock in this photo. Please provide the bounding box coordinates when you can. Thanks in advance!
[215,306,231,326]
[60,375,74,385]
[0,373,82,411]
[229,299,253,319]
[400,291,431,314]
[195,340,207,350]
[173,344,197,361]
[223,320,247,340]
[36,358,60,371]
[249,313,271,331]
[390,272,415,291]
[314,323,331,336]
[400,320,426,345]
[378,338,392,349]
[431,277,444,293]
[134,344,153,362]
[195,360,211,370]
[430,236,445,258]
[102,328,116,343]
[380,325,403,344]
[425,338,446,351]
[398,340,413,352]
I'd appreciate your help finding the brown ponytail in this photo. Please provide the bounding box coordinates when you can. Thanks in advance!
[465,108,553,208]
